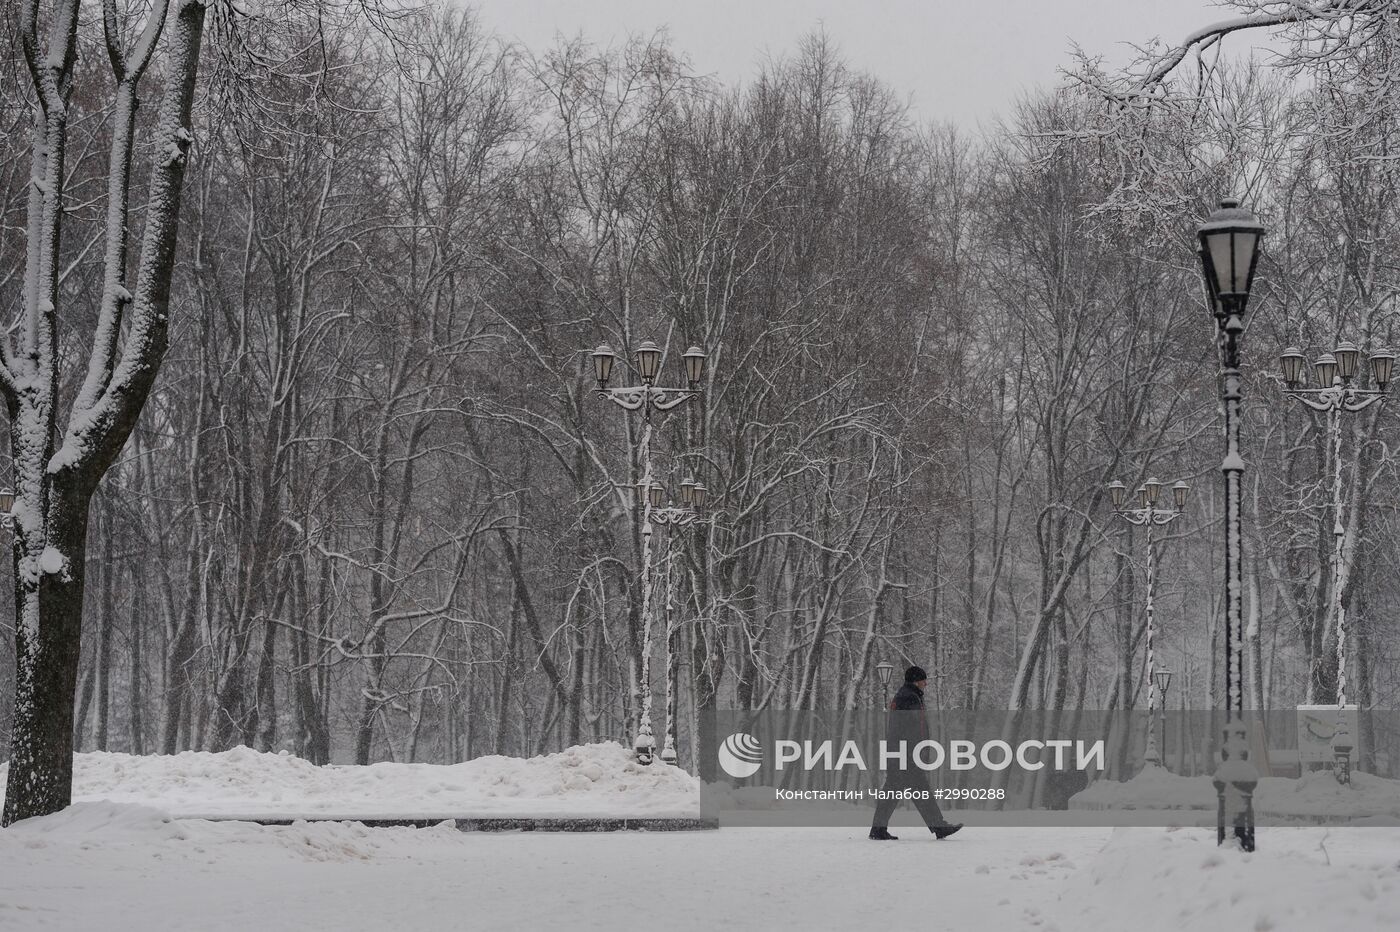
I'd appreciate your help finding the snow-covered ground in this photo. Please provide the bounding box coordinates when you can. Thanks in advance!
[1071,766,1400,821]
[17,743,1395,826]
[2,804,1398,930]
[0,743,700,819]
[3,745,1399,928]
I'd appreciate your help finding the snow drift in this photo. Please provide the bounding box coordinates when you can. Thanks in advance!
[0,742,701,819]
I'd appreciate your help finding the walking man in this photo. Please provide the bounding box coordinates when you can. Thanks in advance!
[869,665,963,841]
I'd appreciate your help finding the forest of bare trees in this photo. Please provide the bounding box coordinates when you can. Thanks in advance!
[3,1,1399,792]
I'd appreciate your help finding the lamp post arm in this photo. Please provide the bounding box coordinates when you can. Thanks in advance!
[652,507,718,528]
[1112,507,1183,528]
[1114,508,1152,527]
[595,384,702,413]
[1282,388,1343,414]
[652,507,697,526]
[647,387,702,412]
[1342,390,1385,414]
[1283,385,1386,415]
[597,386,651,411]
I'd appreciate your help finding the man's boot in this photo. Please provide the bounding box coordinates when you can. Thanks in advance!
[868,827,898,841]
[931,822,963,840]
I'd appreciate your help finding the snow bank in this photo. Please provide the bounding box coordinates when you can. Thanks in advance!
[4,801,181,838]
[1270,771,1400,821]
[1050,826,1400,929]
[0,742,701,819]
[1070,767,1400,822]
[0,800,465,870]
[1070,766,1215,811]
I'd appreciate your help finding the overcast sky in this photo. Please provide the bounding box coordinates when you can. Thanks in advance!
[467,1,1278,129]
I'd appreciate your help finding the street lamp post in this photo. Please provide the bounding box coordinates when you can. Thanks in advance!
[660,543,680,766]
[652,478,712,766]
[876,661,894,695]
[1198,196,1266,851]
[875,661,896,767]
[1279,341,1392,783]
[1154,668,1174,772]
[589,341,708,765]
[1107,477,1189,768]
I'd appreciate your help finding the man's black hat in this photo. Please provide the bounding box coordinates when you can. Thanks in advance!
[904,665,927,683]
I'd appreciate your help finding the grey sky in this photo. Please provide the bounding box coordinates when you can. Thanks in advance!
[466,1,1277,129]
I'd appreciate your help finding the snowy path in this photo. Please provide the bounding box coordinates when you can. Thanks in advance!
[3,805,1398,931]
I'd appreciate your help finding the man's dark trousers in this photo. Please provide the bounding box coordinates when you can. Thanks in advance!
[872,764,946,829]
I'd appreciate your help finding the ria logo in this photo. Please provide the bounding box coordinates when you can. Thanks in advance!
[718,732,763,778]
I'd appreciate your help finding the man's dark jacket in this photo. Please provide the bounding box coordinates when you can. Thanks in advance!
[885,681,929,761]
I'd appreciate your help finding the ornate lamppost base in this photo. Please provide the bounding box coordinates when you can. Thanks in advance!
[1332,722,1354,786]
[1143,733,1161,770]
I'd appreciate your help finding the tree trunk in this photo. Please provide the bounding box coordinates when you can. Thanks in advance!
[73,660,96,754]
[4,487,95,824]
[129,567,145,754]
[95,524,114,751]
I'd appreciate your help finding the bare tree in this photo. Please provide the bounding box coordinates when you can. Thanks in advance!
[3,0,207,825]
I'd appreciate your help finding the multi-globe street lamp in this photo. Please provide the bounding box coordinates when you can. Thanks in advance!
[590,340,708,765]
[1198,196,1266,851]
[1279,340,1393,784]
[647,476,710,527]
[1106,477,1189,768]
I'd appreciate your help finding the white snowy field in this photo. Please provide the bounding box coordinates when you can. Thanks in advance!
[1,804,1398,931]
[0,743,700,819]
